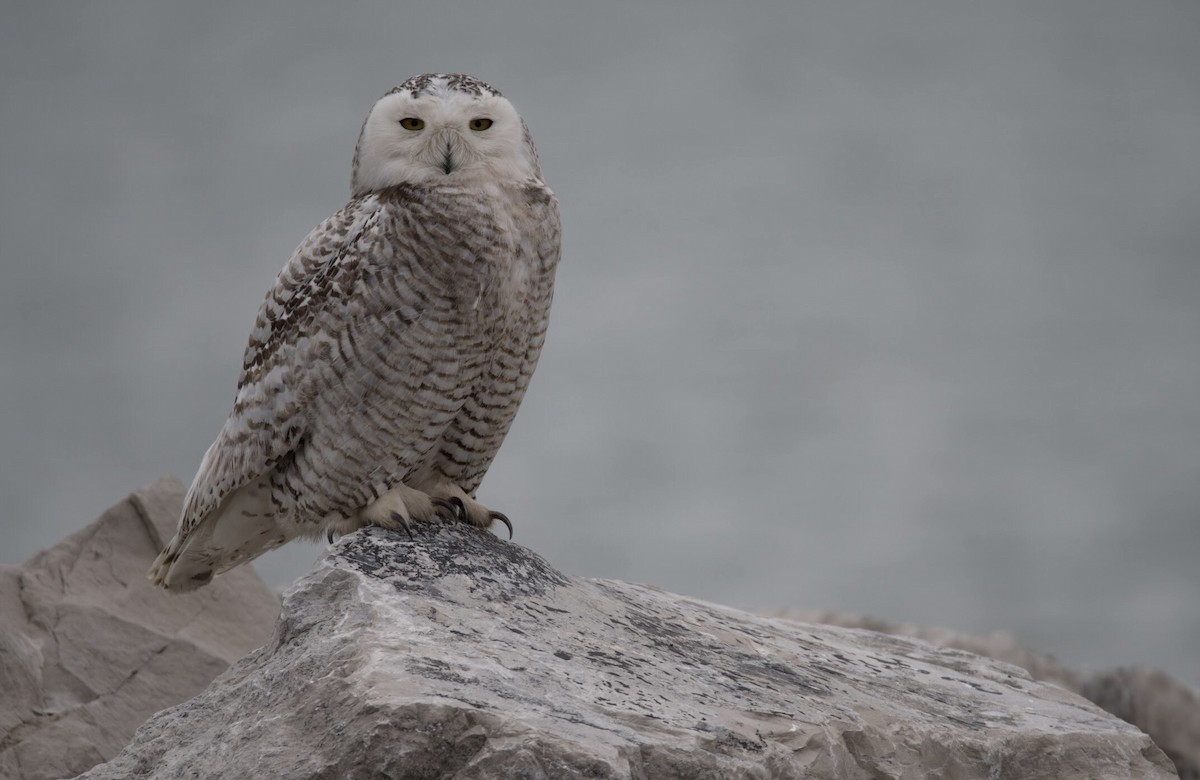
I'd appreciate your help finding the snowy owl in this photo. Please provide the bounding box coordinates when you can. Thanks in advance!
[149,73,560,592]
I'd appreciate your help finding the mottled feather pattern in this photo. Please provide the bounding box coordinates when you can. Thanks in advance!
[152,74,559,591]
[178,205,375,534]
[389,73,502,99]
[436,182,560,493]
[180,181,558,539]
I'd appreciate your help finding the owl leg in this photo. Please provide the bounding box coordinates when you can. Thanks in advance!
[327,482,437,541]
[422,481,513,539]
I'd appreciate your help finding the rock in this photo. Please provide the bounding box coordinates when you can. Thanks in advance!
[1085,667,1200,780]
[0,477,280,780]
[779,609,1197,780]
[776,609,1084,693]
[78,524,1175,780]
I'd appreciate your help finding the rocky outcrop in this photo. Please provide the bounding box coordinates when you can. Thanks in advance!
[778,609,1084,692]
[781,609,1198,779]
[0,478,280,780]
[1086,667,1200,780]
[78,523,1175,779]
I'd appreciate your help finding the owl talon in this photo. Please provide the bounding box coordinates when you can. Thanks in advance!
[389,511,415,540]
[489,510,513,539]
[422,482,512,536]
[431,496,470,524]
[327,528,336,544]
[431,497,465,524]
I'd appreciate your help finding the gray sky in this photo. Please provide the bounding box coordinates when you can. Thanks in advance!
[2,0,1198,688]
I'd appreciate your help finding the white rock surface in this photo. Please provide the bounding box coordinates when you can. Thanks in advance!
[77,523,1176,779]
[0,478,279,780]
[781,609,1197,779]
[777,609,1084,692]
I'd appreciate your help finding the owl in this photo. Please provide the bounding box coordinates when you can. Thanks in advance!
[149,74,560,592]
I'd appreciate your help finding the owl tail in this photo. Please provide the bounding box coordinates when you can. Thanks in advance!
[148,480,286,593]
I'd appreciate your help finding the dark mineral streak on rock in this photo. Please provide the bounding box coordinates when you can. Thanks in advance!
[338,523,569,601]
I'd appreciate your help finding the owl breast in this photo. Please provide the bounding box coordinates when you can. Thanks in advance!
[422,180,560,496]
[271,179,560,523]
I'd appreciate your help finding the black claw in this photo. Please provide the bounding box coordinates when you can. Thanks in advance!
[327,528,335,544]
[430,497,457,523]
[389,511,414,540]
[489,510,513,539]
[449,496,468,524]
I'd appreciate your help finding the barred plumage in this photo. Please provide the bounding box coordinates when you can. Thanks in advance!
[150,74,560,592]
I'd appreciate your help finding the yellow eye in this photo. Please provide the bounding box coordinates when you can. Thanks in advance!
[399,117,425,131]
[469,118,493,131]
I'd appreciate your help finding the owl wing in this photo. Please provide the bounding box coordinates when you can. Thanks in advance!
[153,188,473,593]
[176,198,384,535]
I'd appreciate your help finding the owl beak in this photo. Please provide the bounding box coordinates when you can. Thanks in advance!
[428,128,460,175]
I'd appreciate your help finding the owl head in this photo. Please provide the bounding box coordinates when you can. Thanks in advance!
[351,73,542,195]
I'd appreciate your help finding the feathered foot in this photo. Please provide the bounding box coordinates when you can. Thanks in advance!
[424,482,513,539]
[325,482,436,542]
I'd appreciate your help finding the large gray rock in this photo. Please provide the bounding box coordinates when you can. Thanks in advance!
[1085,667,1200,780]
[777,609,1085,692]
[78,523,1176,779]
[780,609,1198,780]
[0,477,280,780]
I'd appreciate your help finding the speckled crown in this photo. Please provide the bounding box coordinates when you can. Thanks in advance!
[387,73,502,99]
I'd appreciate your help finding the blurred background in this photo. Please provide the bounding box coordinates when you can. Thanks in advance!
[2,1,1197,688]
